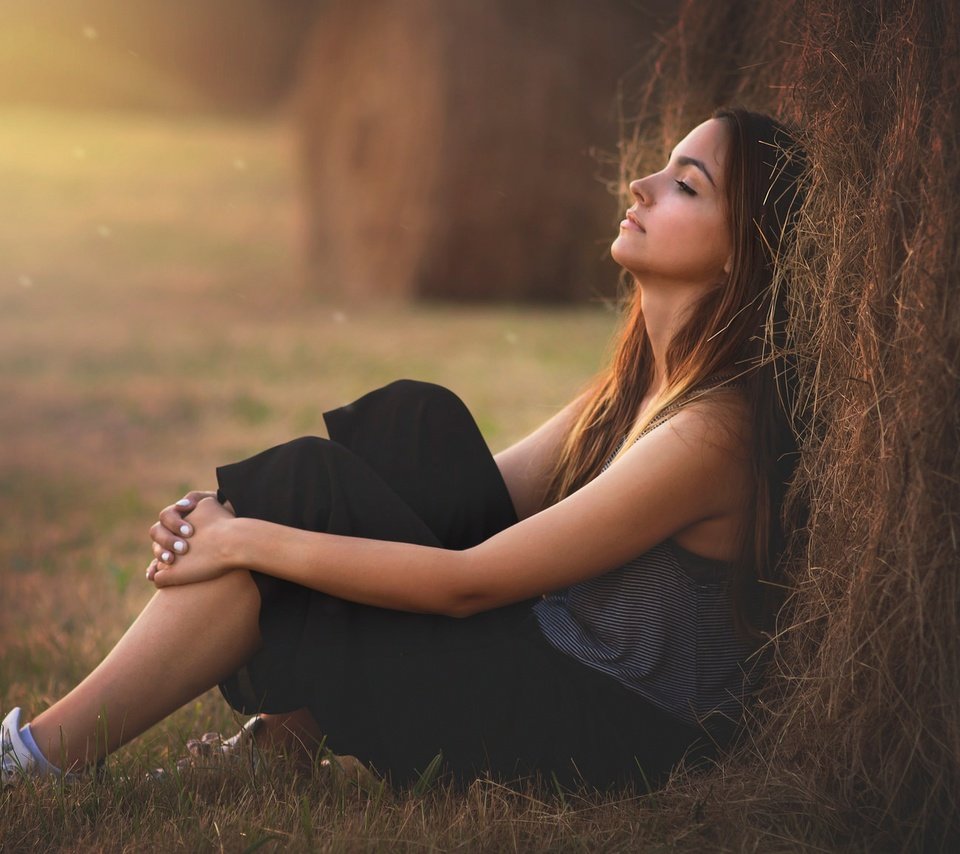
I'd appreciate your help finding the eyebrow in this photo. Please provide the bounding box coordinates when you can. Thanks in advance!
[672,154,717,188]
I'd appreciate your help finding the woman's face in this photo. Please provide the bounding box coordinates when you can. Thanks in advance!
[611,118,732,287]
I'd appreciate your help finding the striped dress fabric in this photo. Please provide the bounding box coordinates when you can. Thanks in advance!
[533,540,762,727]
[533,380,765,727]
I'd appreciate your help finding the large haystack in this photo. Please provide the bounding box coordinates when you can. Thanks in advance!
[294,0,676,301]
[630,0,960,848]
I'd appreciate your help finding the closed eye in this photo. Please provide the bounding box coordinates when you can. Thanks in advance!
[675,179,697,196]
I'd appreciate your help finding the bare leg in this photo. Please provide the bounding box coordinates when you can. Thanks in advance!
[28,569,262,772]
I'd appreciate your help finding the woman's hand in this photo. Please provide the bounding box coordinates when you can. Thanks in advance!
[148,497,238,587]
[148,490,216,565]
[147,490,238,571]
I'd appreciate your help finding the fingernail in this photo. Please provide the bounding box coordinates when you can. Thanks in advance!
[176,499,191,507]
[161,551,173,563]
[180,524,191,536]
[173,540,186,553]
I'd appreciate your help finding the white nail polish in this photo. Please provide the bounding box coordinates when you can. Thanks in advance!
[176,499,191,507]
[173,541,186,553]
[180,524,191,536]
[161,551,172,563]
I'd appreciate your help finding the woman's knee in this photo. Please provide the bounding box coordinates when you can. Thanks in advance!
[378,379,471,421]
[282,435,332,456]
[155,568,262,617]
[279,436,357,473]
[382,378,464,405]
[221,568,262,605]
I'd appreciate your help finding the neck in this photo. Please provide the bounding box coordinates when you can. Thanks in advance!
[636,277,711,397]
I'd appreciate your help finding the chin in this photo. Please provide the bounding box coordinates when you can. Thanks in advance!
[610,249,643,279]
[610,235,637,270]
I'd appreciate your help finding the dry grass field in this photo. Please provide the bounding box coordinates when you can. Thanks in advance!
[0,107,728,852]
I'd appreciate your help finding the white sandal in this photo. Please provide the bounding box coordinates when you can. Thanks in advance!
[176,714,265,771]
[167,714,380,793]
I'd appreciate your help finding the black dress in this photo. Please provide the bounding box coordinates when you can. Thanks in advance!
[217,380,721,790]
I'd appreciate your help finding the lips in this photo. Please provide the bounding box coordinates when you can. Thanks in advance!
[620,210,645,233]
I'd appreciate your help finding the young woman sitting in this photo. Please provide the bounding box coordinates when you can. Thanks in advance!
[2,107,806,791]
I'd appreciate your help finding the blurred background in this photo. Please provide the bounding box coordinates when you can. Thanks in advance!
[0,0,678,302]
[0,0,677,691]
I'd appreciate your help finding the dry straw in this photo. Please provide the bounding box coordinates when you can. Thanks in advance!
[622,0,960,849]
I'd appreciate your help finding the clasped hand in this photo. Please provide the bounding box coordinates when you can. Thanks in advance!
[146,491,237,587]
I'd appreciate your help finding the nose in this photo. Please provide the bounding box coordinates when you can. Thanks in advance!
[629,176,651,206]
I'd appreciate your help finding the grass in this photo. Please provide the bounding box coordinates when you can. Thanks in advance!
[3,764,675,852]
[0,107,715,852]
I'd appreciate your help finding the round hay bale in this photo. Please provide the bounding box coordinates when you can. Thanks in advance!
[294,0,677,301]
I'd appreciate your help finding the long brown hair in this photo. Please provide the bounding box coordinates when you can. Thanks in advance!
[543,107,807,643]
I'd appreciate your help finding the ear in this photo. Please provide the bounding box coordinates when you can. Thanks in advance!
[723,252,733,276]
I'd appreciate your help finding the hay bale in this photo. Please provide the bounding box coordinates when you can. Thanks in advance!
[624,0,960,848]
[294,0,676,301]
[766,4,960,846]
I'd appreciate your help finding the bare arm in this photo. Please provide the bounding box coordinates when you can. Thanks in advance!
[152,399,751,617]
[493,392,587,519]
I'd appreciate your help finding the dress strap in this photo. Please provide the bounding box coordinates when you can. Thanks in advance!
[637,371,743,440]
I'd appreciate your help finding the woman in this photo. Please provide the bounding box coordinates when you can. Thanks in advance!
[2,107,806,791]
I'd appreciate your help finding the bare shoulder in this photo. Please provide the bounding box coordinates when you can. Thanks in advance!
[655,386,752,460]
[611,386,754,508]
[637,387,754,519]
[645,388,753,558]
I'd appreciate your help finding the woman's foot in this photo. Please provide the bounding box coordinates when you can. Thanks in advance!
[177,710,321,770]
[319,752,381,793]
[176,712,379,791]
[176,714,265,771]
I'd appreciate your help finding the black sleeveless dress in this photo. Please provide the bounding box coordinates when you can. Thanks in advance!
[216,380,736,789]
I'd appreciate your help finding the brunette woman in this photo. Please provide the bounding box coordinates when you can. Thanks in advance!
[2,107,806,791]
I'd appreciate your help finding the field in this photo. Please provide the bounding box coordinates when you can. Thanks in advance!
[0,107,708,852]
